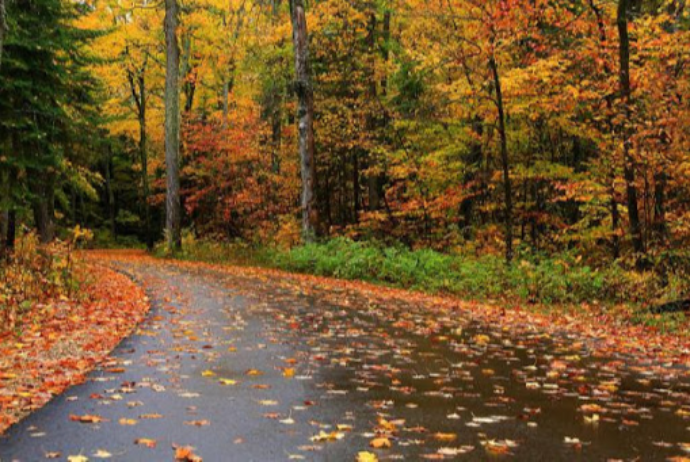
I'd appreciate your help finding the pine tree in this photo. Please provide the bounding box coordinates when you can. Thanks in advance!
[0,0,101,243]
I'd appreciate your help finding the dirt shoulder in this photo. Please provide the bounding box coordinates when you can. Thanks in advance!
[0,259,150,434]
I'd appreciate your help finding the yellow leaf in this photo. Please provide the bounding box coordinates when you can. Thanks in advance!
[311,431,345,442]
[68,456,89,462]
[433,432,457,442]
[369,437,392,449]
[356,451,378,462]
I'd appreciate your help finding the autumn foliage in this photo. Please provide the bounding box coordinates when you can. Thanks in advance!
[0,246,149,433]
[1,2,690,305]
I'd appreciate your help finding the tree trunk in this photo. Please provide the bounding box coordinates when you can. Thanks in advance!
[617,0,645,261]
[489,55,514,264]
[127,61,153,250]
[611,177,621,259]
[0,210,7,255]
[6,209,15,250]
[654,171,667,242]
[290,0,317,241]
[32,173,55,244]
[164,0,182,251]
[104,147,116,237]
[181,33,196,114]
[460,116,483,240]
[0,0,6,68]
[365,8,378,212]
[271,90,282,173]
[368,9,390,211]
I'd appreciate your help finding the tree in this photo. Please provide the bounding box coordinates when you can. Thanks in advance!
[0,0,6,68]
[164,0,181,251]
[617,0,645,262]
[290,0,317,242]
[0,0,101,244]
[126,53,154,250]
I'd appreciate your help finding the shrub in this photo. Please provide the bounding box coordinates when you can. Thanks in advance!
[173,237,689,310]
[0,228,90,331]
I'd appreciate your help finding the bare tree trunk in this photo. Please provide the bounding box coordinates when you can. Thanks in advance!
[290,0,317,241]
[489,55,514,264]
[164,0,181,251]
[617,0,645,261]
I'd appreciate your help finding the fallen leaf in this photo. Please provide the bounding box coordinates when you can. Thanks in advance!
[134,438,157,448]
[67,456,89,462]
[369,437,392,449]
[174,446,203,462]
[356,452,378,462]
[70,414,107,424]
[185,420,210,427]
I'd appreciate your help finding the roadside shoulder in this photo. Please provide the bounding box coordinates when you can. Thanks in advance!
[0,261,150,434]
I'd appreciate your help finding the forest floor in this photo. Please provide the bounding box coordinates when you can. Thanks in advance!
[1,250,690,461]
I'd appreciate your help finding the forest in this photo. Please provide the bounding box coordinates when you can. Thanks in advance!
[1,0,689,306]
[4,1,690,459]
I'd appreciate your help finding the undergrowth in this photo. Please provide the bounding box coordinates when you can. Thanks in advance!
[163,234,690,330]
[0,227,92,332]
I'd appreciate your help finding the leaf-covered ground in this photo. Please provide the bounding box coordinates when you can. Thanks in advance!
[2,250,690,461]
[0,262,150,433]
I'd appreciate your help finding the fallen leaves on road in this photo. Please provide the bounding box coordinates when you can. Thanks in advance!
[22,250,690,461]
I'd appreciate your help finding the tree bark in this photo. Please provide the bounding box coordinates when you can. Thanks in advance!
[489,55,514,264]
[104,146,116,237]
[6,209,15,250]
[32,173,55,243]
[164,0,182,251]
[181,33,196,114]
[290,0,317,241]
[617,0,645,260]
[0,211,7,255]
[127,64,153,250]
[0,0,6,69]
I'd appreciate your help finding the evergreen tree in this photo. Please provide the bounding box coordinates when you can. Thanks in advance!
[0,0,101,243]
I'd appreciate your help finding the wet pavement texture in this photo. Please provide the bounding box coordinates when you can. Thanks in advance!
[2,258,690,461]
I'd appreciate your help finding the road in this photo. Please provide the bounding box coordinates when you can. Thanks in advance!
[1,254,690,461]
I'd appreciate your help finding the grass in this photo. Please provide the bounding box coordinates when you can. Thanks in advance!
[157,235,689,331]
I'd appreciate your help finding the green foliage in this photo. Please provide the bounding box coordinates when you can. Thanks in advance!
[91,228,145,250]
[265,238,685,307]
[0,0,105,240]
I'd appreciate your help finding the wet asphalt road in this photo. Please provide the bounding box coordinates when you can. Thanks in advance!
[0,261,349,461]
[2,257,690,461]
